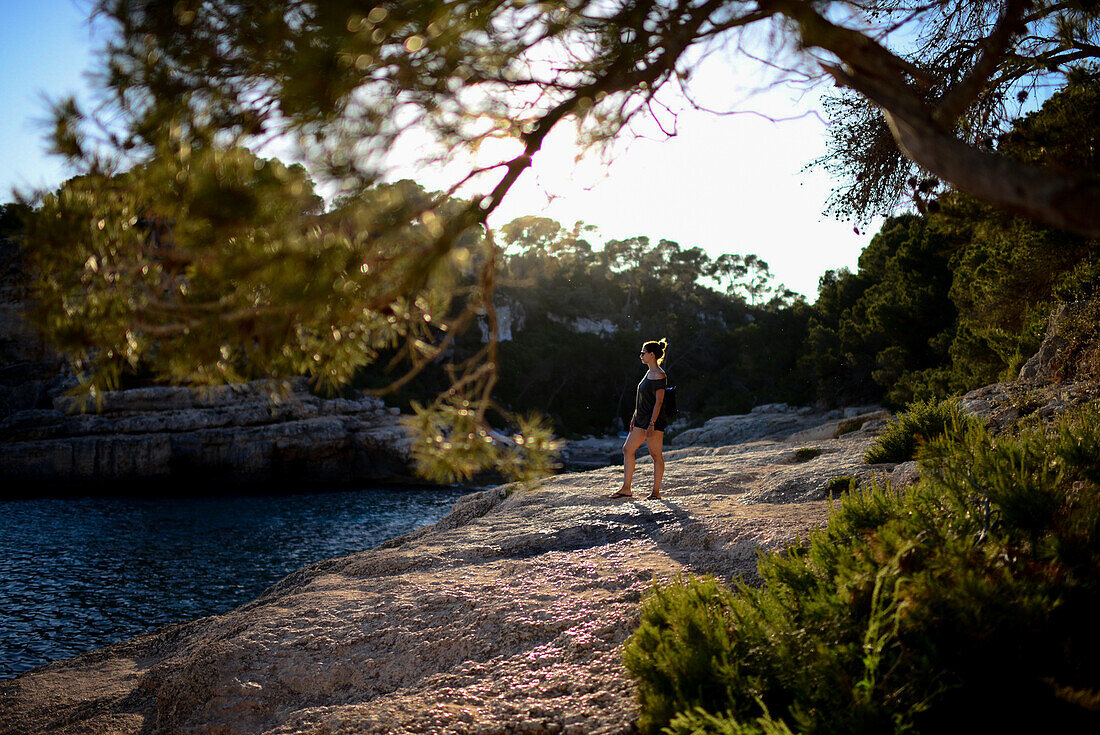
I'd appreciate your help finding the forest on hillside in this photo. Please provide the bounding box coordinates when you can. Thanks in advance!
[354,77,1100,435]
[6,77,1099,438]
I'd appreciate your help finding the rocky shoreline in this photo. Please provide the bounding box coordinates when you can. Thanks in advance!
[3,367,1093,733]
[0,406,908,735]
[0,370,892,490]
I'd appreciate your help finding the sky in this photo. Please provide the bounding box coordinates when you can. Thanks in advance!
[0,0,878,300]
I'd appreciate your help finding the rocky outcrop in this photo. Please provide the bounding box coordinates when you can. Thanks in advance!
[956,306,1100,435]
[1017,300,1100,384]
[559,435,627,470]
[672,403,889,447]
[786,408,891,443]
[558,406,891,471]
[1018,303,1072,382]
[0,423,897,735]
[0,378,416,489]
[958,379,1100,435]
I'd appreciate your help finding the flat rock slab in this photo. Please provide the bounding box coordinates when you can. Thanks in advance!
[671,404,886,447]
[0,431,887,735]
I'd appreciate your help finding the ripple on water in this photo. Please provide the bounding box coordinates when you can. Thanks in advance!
[0,486,467,679]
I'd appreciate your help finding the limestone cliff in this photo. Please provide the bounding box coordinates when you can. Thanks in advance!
[0,378,416,490]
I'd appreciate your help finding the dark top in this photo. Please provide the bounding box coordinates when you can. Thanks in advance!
[634,375,668,431]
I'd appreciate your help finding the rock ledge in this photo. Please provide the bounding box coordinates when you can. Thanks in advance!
[0,378,414,488]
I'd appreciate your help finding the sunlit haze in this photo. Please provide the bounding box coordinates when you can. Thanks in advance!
[0,0,878,300]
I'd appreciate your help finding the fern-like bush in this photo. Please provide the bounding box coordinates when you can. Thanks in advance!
[863,398,974,464]
[623,407,1100,734]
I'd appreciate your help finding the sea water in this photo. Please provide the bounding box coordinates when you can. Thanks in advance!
[0,486,468,679]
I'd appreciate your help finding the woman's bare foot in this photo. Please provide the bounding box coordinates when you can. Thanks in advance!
[647,491,662,499]
[608,489,634,499]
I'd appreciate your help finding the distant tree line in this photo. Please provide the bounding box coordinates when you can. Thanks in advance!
[486,219,809,435]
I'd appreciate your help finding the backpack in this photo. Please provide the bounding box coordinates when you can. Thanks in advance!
[659,385,678,421]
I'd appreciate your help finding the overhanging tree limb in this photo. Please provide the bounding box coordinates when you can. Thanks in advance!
[770,0,1100,237]
[933,0,1029,126]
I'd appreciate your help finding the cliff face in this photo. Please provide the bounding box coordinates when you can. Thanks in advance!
[0,378,416,489]
[0,422,893,735]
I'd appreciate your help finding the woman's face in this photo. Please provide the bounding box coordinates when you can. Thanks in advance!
[639,347,650,364]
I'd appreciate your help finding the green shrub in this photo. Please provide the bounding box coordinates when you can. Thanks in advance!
[623,407,1100,734]
[823,475,859,497]
[863,398,973,464]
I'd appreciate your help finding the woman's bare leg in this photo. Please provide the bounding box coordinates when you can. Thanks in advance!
[647,431,665,498]
[614,428,648,497]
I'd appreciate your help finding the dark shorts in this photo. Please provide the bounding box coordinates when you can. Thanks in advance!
[637,414,668,432]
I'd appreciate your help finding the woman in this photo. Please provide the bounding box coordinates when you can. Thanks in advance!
[610,338,668,500]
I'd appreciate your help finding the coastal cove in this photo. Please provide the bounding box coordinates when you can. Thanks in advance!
[2,361,1096,732]
[0,485,468,679]
[4,0,1100,727]
[0,407,905,734]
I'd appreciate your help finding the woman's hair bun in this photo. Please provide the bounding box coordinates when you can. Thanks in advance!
[643,338,669,364]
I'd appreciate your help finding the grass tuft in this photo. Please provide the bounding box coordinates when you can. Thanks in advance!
[791,447,822,462]
[824,475,859,497]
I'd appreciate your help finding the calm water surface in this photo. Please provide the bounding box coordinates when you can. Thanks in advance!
[0,486,468,679]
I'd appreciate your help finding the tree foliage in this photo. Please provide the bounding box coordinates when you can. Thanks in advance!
[23,0,1100,479]
[802,214,957,406]
[863,397,973,464]
[796,0,1100,233]
[66,0,1099,234]
[933,76,1100,382]
[802,77,1100,407]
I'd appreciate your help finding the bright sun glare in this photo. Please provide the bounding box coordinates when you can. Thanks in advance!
[378,60,876,300]
[0,2,875,301]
